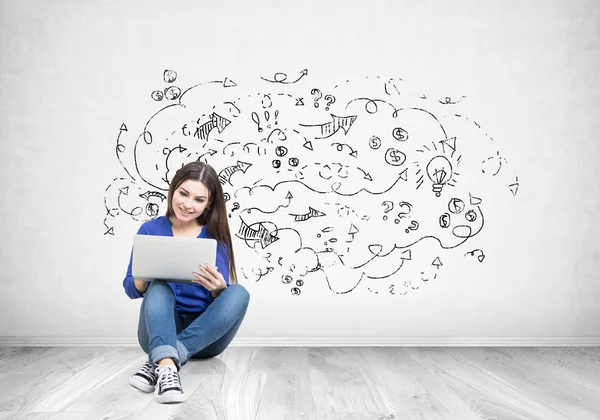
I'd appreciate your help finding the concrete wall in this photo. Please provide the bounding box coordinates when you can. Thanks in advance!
[1,0,598,345]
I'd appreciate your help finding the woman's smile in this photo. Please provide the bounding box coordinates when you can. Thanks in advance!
[171,179,210,224]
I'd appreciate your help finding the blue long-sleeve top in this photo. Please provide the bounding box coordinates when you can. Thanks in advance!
[123,216,230,314]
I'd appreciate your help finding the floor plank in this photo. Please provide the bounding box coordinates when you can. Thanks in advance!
[404,347,572,420]
[167,372,267,420]
[1,346,599,420]
[365,348,482,420]
[244,347,301,420]
[0,347,109,406]
[456,347,600,420]
[296,347,317,420]
[1,348,142,413]
[254,372,296,420]
[0,348,134,411]
[216,346,261,375]
[59,354,153,417]
[352,347,449,415]
[308,347,391,417]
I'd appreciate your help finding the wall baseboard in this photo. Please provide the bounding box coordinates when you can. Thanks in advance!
[1,336,599,347]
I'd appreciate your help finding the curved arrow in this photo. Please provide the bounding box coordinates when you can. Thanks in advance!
[117,187,143,217]
[356,167,373,181]
[218,161,252,186]
[299,114,358,139]
[195,113,231,140]
[139,190,167,202]
[261,68,308,84]
[162,145,188,183]
[195,149,218,162]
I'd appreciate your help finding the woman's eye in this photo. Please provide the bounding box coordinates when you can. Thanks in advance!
[195,198,204,203]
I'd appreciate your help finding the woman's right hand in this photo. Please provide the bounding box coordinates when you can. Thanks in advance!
[134,279,149,295]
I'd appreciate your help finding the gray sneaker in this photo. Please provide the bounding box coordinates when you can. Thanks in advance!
[128,360,157,393]
[155,365,185,404]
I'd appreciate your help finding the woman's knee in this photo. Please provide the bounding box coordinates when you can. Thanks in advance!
[225,283,250,308]
[146,279,171,295]
[144,280,175,304]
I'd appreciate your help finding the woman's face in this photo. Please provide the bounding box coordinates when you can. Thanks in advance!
[171,179,210,223]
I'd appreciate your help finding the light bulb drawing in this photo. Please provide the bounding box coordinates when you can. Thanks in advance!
[426,156,453,197]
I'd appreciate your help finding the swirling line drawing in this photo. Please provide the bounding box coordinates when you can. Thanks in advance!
[105,69,520,297]
[261,69,308,84]
[465,248,485,262]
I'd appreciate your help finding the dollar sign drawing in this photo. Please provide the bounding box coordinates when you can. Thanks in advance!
[369,136,381,149]
[385,148,406,166]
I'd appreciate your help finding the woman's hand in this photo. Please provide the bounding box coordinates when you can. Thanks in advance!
[134,279,149,295]
[192,264,227,298]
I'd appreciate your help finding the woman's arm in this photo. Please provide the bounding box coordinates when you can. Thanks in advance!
[123,224,150,299]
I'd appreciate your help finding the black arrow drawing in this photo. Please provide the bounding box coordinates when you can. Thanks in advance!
[291,207,326,222]
[218,161,252,186]
[195,113,231,140]
[236,219,280,249]
[299,114,358,139]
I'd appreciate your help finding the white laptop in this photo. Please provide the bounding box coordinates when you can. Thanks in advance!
[132,234,217,283]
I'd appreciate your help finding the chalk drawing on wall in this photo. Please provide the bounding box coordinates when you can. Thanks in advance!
[104,69,520,296]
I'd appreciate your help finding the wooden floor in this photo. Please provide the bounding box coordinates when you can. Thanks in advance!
[0,347,599,419]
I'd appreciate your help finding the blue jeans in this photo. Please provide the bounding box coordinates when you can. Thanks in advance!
[137,281,250,369]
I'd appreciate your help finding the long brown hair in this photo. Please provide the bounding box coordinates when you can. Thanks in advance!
[166,161,237,283]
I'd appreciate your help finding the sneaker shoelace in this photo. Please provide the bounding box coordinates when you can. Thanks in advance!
[158,367,182,393]
[136,360,157,383]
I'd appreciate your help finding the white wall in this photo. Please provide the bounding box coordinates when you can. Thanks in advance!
[1,0,599,345]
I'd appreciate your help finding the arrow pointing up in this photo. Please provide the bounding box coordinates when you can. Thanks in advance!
[469,194,482,205]
[399,168,408,181]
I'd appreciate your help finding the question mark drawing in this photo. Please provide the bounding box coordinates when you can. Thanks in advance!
[324,94,336,111]
[382,201,394,221]
[228,202,240,218]
[395,201,413,223]
[311,88,322,108]
[405,221,419,233]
